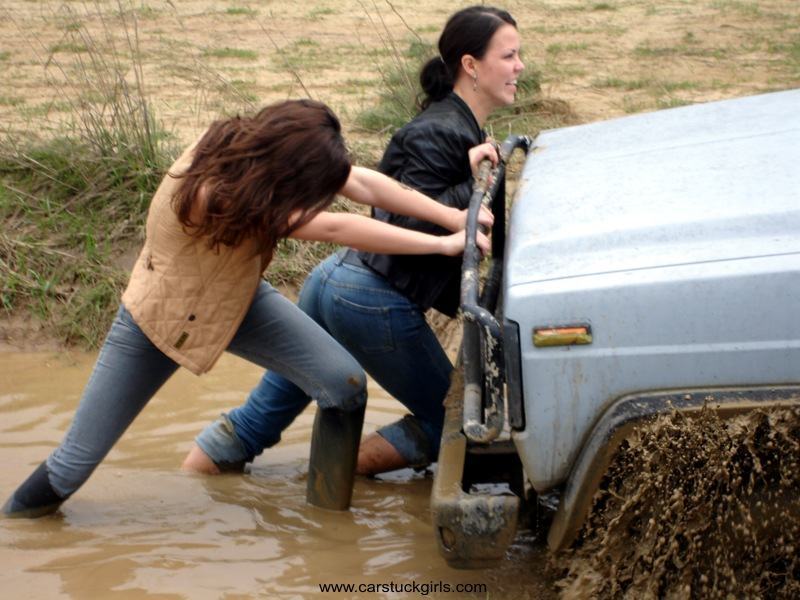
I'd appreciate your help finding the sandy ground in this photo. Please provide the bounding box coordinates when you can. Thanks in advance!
[1,0,798,144]
[1,0,799,349]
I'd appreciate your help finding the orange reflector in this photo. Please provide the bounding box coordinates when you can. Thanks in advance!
[533,325,592,347]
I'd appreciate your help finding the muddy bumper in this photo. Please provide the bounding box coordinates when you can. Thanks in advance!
[431,370,519,569]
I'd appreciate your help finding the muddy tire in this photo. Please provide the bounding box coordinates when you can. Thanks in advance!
[555,406,800,598]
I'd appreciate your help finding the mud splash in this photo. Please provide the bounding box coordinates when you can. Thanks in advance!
[555,405,800,598]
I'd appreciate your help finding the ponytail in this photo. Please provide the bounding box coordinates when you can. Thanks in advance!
[419,56,454,110]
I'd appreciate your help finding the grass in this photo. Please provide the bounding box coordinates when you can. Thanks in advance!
[769,37,800,70]
[134,5,162,19]
[307,7,336,20]
[593,77,651,90]
[354,37,435,134]
[711,0,762,16]
[0,96,25,107]
[62,20,83,32]
[1,4,176,347]
[49,42,89,53]
[547,42,590,55]
[656,97,694,109]
[225,7,258,16]
[593,77,699,92]
[202,47,258,60]
[224,79,259,103]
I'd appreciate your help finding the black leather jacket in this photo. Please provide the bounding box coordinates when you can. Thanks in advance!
[357,93,484,317]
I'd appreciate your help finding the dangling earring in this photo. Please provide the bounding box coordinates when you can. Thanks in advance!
[472,73,478,92]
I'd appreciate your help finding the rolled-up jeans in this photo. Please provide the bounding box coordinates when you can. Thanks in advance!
[197,251,452,468]
[46,281,366,498]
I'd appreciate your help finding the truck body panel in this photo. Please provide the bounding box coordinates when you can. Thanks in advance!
[503,89,800,490]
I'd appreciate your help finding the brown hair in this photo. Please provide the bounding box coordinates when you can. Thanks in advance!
[171,99,351,256]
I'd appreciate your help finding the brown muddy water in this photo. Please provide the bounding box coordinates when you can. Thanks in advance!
[0,350,556,600]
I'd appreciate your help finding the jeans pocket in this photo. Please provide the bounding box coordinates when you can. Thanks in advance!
[330,293,395,354]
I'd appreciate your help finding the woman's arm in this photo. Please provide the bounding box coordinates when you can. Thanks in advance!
[289,211,489,256]
[339,166,492,232]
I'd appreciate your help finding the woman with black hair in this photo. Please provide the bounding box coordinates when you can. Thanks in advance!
[3,98,491,517]
[183,6,524,477]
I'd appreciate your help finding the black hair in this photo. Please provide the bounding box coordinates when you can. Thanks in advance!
[418,5,517,110]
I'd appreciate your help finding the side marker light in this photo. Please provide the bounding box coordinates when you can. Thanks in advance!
[533,325,592,347]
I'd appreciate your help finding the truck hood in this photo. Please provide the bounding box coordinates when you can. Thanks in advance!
[505,88,800,287]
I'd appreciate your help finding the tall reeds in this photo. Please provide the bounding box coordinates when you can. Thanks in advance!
[0,1,175,346]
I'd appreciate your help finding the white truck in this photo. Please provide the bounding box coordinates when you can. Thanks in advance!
[431,88,800,567]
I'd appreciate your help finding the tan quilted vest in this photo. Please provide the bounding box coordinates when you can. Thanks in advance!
[122,142,263,375]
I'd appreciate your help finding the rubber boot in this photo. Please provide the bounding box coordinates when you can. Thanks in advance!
[306,404,366,511]
[2,462,67,518]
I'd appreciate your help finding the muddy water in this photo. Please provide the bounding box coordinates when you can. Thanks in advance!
[0,351,556,599]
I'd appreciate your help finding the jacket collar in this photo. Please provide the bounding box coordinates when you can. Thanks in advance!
[441,92,484,138]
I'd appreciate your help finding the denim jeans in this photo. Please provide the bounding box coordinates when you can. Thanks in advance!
[45,281,366,498]
[197,252,453,468]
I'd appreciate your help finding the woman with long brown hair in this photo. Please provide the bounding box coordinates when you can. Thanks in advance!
[182,6,523,478]
[3,98,490,517]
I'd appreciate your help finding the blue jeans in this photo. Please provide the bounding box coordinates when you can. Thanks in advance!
[45,281,366,498]
[197,252,452,468]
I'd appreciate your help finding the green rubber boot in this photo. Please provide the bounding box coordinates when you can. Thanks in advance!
[306,404,366,511]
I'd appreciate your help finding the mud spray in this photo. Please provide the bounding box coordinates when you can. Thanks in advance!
[553,404,799,598]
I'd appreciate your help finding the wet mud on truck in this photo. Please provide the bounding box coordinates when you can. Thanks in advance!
[430,88,800,590]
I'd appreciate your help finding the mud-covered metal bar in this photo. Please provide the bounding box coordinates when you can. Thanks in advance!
[460,135,532,444]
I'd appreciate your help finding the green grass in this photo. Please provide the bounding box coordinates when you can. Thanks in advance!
[202,47,258,60]
[0,96,25,107]
[711,0,762,16]
[593,77,651,90]
[49,42,89,53]
[660,80,699,92]
[223,78,259,103]
[354,38,436,134]
[622,95,647,113]
[1,126,176,345]
[270,38,338,73]
[656,97,694,109]
[547,42,590,55]
[225,7,258,16]
[17,100,72,118]
[1,6,178,347]
[634,44,679,57]
[135,5,161,19]
[307,7,335,21]
[768,37,800,70]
